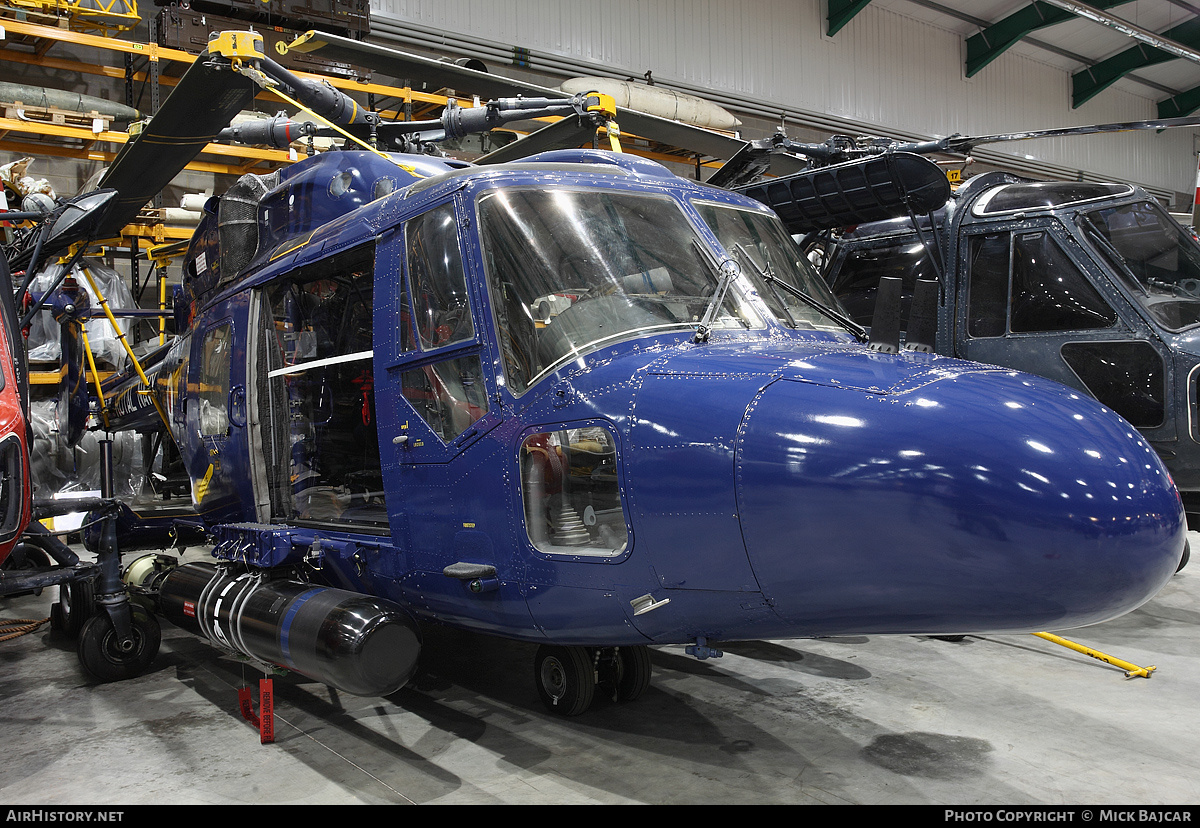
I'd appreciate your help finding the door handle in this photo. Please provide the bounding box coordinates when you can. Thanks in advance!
[228,385,247,428]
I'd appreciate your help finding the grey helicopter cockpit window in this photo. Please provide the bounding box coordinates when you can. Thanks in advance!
[1083,200,1200,332]
[477,188,760,395]
[694,201,851,333]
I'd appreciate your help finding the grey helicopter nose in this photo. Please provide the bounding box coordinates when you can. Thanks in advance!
[734,364,1185,637]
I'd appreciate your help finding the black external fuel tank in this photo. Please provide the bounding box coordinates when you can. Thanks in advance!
[159,562,421,696]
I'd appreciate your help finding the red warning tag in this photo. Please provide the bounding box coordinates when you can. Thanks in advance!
[237,679,275,744]
[258,679,274,744]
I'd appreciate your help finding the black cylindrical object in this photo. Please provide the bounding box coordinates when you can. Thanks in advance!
[99,440,114,499]
[160,562,420,696]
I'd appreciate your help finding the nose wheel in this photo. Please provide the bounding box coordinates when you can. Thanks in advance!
[534,644,652,716]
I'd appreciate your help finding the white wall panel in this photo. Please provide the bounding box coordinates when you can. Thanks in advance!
[369,0,1199,198]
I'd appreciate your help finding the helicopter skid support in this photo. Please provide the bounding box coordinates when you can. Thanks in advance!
[1032,631,1156,678]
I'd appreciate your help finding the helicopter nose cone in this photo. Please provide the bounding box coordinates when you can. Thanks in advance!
[736,359,1185,636]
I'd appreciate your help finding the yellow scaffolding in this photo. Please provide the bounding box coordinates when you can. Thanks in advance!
[0,0,140,36]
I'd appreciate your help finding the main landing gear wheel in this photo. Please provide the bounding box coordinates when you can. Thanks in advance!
[77,604,160,683]
[534,645,595,717]
[598,645,652,703]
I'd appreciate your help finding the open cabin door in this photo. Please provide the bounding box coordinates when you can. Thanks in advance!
[254,242,388,530]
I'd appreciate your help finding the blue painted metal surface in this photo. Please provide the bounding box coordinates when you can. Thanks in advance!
[116,148,1185,654]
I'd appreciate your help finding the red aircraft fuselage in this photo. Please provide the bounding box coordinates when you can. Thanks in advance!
[0,272,32,565]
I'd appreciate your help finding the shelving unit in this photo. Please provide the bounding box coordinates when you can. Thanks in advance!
[0,14,718,237]
[0,9,723,393]
[0,12,481,391]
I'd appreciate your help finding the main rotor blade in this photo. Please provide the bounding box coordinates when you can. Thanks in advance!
[96,55,257,238]
[706,142,774,189]
[288,30,750,163]
[944,114,1200,154]
[285,29,565,100]
[476,115,603,163]
[735,152,951,235]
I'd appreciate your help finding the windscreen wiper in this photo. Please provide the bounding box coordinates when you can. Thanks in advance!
[694,257,740,343]
[731,244,868,342]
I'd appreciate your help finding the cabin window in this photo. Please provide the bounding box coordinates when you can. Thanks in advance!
[1061,341,1165,429]
[163,338,189,426]
[260,245,385,526]
[966,233,1011,338]
[967,230,1115,337]
[404,203,475,352]
[198,322,233,436]
[520,425,627,558]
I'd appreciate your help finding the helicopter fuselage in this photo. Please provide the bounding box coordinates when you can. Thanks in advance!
[819,172,1200,528]
[128,149,1185,657]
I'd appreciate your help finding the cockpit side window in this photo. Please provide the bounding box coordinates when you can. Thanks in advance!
[967,229,1116,337]
[198,322,233,437]
[1084,201,1200,332]
[1011,231,1116,332]
[396,201,489,446]
[694,201,847,333]
[405,204,476,352]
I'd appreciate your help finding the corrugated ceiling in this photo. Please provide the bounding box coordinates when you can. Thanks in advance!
[863,0,1200,115]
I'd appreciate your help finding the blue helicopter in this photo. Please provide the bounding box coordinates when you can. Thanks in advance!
[35,30,1188,716]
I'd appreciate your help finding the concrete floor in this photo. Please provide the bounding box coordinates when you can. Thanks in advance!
[1,536,1198,806]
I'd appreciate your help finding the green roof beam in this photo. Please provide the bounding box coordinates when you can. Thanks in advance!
[1073,17,1200,108]
[966,1,1135,78]
[1157,85,1200,120]
[827,0,873,37]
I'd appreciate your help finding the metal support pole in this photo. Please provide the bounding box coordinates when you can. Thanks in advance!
[95,438,134,649]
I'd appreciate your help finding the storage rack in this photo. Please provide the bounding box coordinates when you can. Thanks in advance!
[0,11,722,388]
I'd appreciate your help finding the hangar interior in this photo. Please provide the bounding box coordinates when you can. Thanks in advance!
[1,0,1199,806]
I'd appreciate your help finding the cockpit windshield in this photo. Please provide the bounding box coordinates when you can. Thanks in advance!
[1083,200,1200,332]
[694,201,855,334]
[478,188,761,395]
